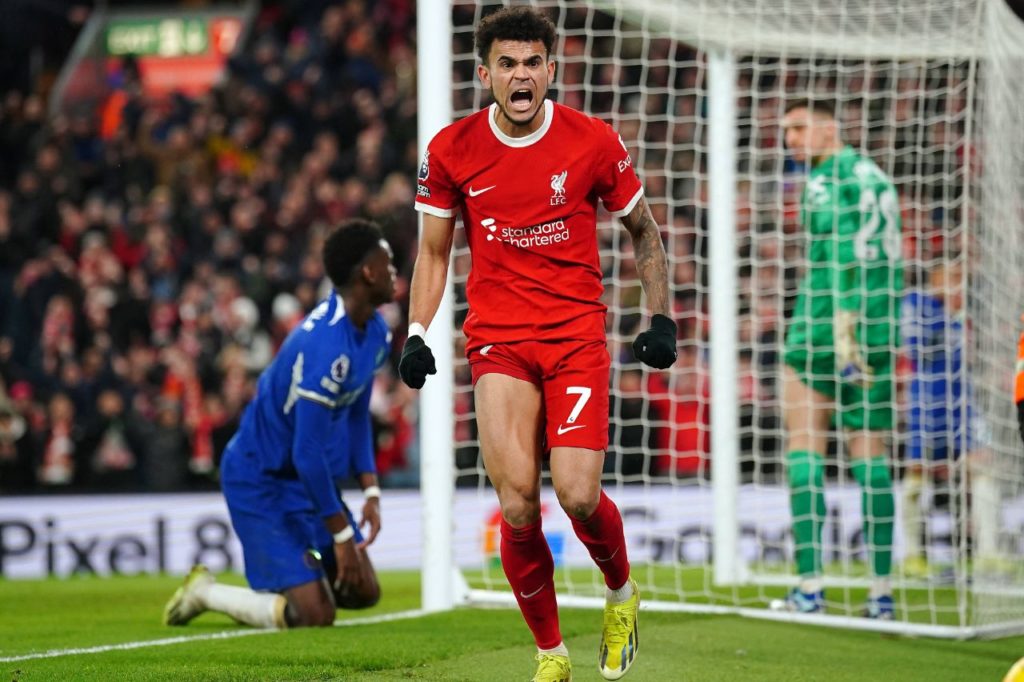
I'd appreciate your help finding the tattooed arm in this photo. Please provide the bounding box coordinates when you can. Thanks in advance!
[619,194,671,317]
[619,194,676,368]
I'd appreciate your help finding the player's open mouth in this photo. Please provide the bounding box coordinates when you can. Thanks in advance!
[510,89,534,113]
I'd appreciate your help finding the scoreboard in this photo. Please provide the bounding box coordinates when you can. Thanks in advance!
[103,15,244,96]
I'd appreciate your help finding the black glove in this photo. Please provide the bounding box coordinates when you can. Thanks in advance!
[398,335,436,389]
[632,314,678,369]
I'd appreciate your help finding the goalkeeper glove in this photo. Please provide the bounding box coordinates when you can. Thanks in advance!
[835,310,874,388]
[1016,398,1023,452]
[632,314,678,369]
[1015,328,1023,448]
[399,334,436,389]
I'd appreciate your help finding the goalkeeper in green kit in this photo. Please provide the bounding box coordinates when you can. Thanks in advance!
[778,99,903,619]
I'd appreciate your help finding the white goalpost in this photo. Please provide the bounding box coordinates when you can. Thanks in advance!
[415,0,459,614]
[416,0,1024,638]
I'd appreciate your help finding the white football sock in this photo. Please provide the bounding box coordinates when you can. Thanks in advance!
[971,468,1000,562]
[870,578,892,599]
[539,642,569,657]
[607,579,634,603]
[901,470,924,561]
[199,582,288,629]
[799,577,824,594]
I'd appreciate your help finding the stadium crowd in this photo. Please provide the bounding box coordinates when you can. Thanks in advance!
[0,0,420,493]
[0,1,972,494]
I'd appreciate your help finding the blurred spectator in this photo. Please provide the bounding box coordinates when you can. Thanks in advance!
[0,396,34,492]
[606,369,657,478]
[370,373,414,483]
[0,0,419,493]
[649,346,710,478]
[78,388,137,490]
[38,392,78,486]
[137,398,189,492]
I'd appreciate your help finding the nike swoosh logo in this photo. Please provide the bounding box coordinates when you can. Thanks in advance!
[595,547,620,563]
[519,585,544,599]
[480,345,493,356]
[556,424,586,435]
[468,185,496,197]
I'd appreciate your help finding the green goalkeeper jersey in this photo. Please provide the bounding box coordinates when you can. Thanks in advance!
[785,146,903,361]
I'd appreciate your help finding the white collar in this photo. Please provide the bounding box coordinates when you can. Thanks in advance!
[488,99,554,148]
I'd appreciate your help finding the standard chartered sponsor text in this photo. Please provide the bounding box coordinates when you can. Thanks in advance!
[501,218,569,248]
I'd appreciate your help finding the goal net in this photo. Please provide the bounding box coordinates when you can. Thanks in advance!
[419,0,1024,637]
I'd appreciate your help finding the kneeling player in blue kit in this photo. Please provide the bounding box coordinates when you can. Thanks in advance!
[164,218,395,628]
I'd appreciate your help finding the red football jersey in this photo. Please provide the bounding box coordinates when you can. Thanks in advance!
[415,100,643,351]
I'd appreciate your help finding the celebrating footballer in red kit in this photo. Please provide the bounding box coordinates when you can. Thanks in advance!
[400,6,675,682]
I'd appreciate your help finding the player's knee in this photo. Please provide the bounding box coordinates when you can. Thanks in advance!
[500,493,541,527]
[286,598,336,628]
[362,581,381,608]
[337,581,381,610]
[308,599,337,627]
[787,432,826,455]
[554,486,598,521]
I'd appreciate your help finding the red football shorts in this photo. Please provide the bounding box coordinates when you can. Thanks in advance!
[468,338,610,452]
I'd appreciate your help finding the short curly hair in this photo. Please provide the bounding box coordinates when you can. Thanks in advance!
[475,6,556,64]
[322,218,386,290]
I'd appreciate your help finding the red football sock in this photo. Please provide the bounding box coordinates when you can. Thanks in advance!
[500,518,561,649]
[570,490,631,589]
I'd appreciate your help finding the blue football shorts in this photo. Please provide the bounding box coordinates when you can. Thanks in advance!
[221,445,363,592]
[906,402,990,462]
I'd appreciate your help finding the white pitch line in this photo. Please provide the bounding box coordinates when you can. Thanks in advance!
[0,608,429,663]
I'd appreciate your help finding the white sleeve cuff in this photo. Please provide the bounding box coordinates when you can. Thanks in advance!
[415,202,456,218]
[606,187,644,218]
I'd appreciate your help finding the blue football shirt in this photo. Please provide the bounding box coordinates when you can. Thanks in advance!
[226,292,391,517]
[901,290,967,414]
[900,289,983,460]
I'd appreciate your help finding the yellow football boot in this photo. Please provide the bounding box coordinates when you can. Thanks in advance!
[532,652,572,682]
[598,578,639,680]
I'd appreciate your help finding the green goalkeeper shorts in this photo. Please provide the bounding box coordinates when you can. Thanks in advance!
[784,320,896,432]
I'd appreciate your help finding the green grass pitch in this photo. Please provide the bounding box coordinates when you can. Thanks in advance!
[2,570,1023,681]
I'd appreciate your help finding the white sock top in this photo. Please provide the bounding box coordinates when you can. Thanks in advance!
[538,642,569,657]
[607,579,634,604]
[869,578,892,599]
[799,577,825,594]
